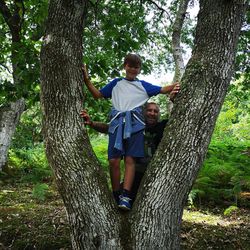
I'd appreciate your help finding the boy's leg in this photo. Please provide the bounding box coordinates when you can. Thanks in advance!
[123,156,135,192]
[118,130,144,210]
[109,158,121,192]
[108,131,124,203]
[118,156,135,210]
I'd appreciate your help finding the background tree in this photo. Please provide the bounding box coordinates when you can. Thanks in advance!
[40,0,248,249]
[0,0,47,170]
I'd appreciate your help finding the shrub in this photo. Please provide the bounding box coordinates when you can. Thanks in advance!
[32,183,50,201]
[8,143,52,183]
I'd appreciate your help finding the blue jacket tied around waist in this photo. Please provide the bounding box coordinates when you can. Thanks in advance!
[108,107,145,151]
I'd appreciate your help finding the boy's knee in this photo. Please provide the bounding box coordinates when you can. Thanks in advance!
[109,158,120,168]
[125,156,135,165]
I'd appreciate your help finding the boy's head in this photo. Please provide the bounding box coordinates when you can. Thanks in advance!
[123,53,142,80]
[124,53,142,68]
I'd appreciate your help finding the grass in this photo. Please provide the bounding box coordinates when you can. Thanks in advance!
[1,181,250,249]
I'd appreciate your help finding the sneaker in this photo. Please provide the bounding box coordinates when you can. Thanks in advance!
[118,194,132,211]
[112,190,121,204]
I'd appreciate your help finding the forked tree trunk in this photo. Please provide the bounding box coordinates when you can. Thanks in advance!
[40,0,247,249]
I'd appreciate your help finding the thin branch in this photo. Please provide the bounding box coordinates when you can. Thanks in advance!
[0,62,12,74]
[171,0,190,82]
[147,0,172,22]
[147,0,167,13]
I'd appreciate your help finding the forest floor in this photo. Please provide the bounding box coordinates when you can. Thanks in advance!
[0,181,250,250]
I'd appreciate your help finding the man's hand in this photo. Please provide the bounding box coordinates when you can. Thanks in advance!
[169,83,180,101]
[80,109,92,126]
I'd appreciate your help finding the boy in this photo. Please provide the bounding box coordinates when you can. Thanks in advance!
[83,53,179,210]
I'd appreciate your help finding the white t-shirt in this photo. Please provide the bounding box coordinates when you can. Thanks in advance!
[100,78,162,111]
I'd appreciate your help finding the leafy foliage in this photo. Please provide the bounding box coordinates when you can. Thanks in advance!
[32,183,49,201]
[0,0,47,107]
[192,139,250,206]
[223,205,238,216]
[8,144,52,183]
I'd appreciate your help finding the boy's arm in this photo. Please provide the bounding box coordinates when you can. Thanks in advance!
[160,82,180,94]
[83,65,103,99]
[80,110,109,134]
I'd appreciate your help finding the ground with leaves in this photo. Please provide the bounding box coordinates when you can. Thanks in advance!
[0,181,250,250]
[0,182,250,250]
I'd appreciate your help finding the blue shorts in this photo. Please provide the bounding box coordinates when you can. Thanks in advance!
[108,130,144,160]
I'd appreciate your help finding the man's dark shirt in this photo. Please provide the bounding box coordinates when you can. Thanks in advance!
[135,119,167,173]
[131,120,167,200]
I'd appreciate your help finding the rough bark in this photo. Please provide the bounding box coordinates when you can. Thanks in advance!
[40,1,123,249]
[131,0,247,249]
[0,99,25,170]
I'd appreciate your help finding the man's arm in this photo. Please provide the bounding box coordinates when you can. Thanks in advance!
[82,65,103,99]
[80,110,108,134]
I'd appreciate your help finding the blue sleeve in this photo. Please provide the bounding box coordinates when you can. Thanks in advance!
[140,80,162,97]
[100,78,120,98]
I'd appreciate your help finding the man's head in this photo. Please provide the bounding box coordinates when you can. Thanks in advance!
[144,102,160,126]
[123,53,142,80]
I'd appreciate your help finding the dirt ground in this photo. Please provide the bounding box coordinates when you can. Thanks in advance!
[0,184,250,249]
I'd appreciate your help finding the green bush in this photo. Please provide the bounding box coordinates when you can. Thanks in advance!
[32,183,50,201]
[8,143,52,183]
[224,205,239,216]
[192,139,250,206]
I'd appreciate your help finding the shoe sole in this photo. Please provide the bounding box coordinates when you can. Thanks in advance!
[118,204,131,211]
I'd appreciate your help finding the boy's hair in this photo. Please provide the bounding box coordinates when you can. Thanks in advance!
[124,53,142,68]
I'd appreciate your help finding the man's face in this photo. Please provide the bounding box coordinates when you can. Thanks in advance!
[124,63,141,80]
[145,104,159,126]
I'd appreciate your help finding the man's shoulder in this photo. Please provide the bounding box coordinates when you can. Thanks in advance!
[155,120,168,128]
[146,120,167,133]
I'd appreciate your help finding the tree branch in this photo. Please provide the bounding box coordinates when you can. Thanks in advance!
[147,0,167,13]
[171,0,190,82]
[0,0,25,40]
[0,62,12,74]
[146,0,172,21]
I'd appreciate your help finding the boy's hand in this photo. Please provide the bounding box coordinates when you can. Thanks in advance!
[82,64,90,84]
[169,83,180,101]
[80,109,92,125]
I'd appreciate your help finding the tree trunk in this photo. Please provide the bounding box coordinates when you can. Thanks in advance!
[0,1,25,171]
[40,0,247,249]
[0,99,25,170]
[131,0,247,249]
[40,1,123,249]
